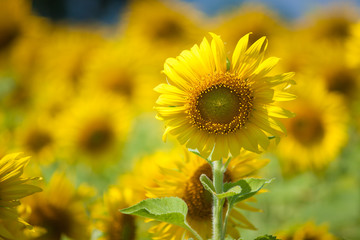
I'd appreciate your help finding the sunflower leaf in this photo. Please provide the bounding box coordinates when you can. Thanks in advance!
[119,197,203,240]
[224,178,272,207]
[216,186,242,199]
[200,174,216,195]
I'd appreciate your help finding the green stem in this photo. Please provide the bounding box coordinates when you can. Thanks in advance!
[222,203,232,239]
[212,160,224,240]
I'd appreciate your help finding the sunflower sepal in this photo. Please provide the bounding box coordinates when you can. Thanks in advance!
[119,197,203,240]
[188,148,212,165]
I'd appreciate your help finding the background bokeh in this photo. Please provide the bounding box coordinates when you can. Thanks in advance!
[1,0,360,239]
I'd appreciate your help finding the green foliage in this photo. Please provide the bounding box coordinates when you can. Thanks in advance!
[120,197,189,228]
[224,178,272,208]
[254,234,279,240]
[120,197,203,240]
[200,174,242,199]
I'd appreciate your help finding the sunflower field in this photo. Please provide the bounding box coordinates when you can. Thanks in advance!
[0,0,359,239]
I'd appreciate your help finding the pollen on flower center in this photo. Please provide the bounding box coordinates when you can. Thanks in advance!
[197,86,240,124]
[182,163,232,220]
[187,73,254,134]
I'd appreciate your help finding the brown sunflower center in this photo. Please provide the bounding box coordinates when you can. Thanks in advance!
[327,68,356,96]
[79,119,115,154]
[290,115,325,145]
[30,203,74,240]
[155,19,184,41]
[187,73,254,134]
[24,129,52,153]
[109,213,136,240]
[182,163,232,220]
[105,71,134,98]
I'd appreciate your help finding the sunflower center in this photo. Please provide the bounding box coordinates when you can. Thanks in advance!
[183,163,232,220]
[109,213,136,240]
[30,203,74,239]
[79,119,115,154]
[327,68,356,96]
[24,129,52,153]
[188,73,254,134]
[290,115,325,145]
[197,86,240,124]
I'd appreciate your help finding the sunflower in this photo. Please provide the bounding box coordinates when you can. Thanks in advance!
[145,149,269,239]
[346,22,360,68]
[276,221,338,240]
[22,172,91,240]
[215,4,287,51]
[0,153,41,240]
[13,114,56,164]
[300,3,357,44]
[79,39,159,111]
[276,79,348,174]
[93,187,137,240]
[0,0,31,55]
[154,33,295,160]
[121,0,206,58]
[54,92,132,167]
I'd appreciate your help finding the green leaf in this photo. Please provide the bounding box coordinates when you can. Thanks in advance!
[224,178,272,207]
[200,174,242,199]
[254,234,280,240]
[120,197,189,227]
[120,197,203,240]
[199,174,216,195]
[217,186,242,199]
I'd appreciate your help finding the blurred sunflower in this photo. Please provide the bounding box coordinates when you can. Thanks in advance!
[13,114,56,164]
[346,22,360,68]
[0,0,31,56]
[80,39,159,111]
[215,4,287,50]
[145,150,269,239]
[155,33,295,160]
[23,172,91,240]
[93,187,137,240]
[119,150,184,203]
[55,93,132,166]
[309,44,360,103]
[300,4,357,44]
[276,221,338,240]
[276,80,348,174]
[34,26,104,93]
[0,153,41,240]
[121,0,206,57]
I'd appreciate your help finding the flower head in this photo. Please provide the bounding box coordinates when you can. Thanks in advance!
[155,33,295,160]
[0,153,41,240]
[145,149,269,239]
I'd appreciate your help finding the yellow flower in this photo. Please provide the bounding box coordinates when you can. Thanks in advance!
[0,0,31,54]
[79,39,159,112]
[121,0,206,57]
[13,114,56,164]
[93,187,137,240]
[276,80,348,174]
[54,92,132,167]
[0,153,41,240]
[22,172,91,240]
[277,221,338,240]
[155,33,295,160]
[145,150,269,239]
[215,4,287,51]
[300,4,357,44]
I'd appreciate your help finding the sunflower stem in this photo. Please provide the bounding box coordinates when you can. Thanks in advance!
[212,160,224,240]
[222,203,232,239]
